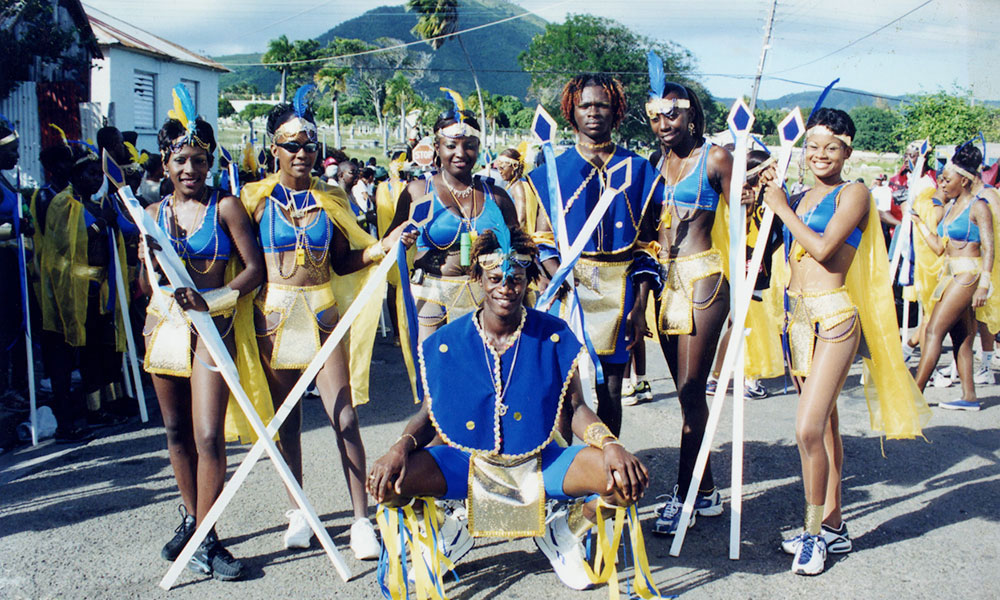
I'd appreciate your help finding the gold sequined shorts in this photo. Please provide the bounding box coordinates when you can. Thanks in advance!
[143,289,235,377]
[411,273,484,327]
[255,282,337,370]
[931,256,982,302]
[657,248,725,335]
[568,257,631,355]
[785,287,858,377]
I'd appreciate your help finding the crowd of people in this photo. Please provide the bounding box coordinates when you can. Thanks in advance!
[0,54,994,595]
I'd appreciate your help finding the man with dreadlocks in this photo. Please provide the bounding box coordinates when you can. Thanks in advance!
[367,225,665,598]
[526,74,659,439]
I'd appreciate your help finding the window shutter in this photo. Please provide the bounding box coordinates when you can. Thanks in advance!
[134,71,156,129]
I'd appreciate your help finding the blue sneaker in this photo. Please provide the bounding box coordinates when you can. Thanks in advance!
[939,399,981,411]
[652,485,723,535]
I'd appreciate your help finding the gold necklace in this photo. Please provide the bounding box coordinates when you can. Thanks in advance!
[658,149,701,229]
[577,139,614,150]
[442,171,474,199]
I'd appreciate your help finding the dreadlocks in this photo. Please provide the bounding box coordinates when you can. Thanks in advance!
[559,74,628,132]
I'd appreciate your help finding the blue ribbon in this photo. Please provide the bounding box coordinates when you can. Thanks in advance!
[395,235,424,402]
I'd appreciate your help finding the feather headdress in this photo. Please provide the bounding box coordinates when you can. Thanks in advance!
[437,87,480,139]
[124,141,148,166]
[69,140,99,166]
[0,113,17,146]
[167,84,211,152]
[49,123,69,147]
[274,84,318,142]
[477,225,533,279]
[644,51,689,118]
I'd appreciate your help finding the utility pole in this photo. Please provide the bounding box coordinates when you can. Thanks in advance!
[749,0,778,114]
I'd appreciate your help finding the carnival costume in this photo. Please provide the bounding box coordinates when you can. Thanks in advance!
[780,184,930,439]
[903,187,944,309]
[527,148,658,363]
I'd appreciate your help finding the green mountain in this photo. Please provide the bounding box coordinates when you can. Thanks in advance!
[716,89,904,113]
[217,0,546,100]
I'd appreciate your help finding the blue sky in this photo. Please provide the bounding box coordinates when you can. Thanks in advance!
[81,0,995,101]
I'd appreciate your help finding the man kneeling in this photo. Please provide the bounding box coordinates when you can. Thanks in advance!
[367,226,664,598]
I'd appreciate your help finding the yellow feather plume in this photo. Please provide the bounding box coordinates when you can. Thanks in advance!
[49,123,69,146]
[439,87,465,113]
[124,141,148,166]
[168,89,189,130]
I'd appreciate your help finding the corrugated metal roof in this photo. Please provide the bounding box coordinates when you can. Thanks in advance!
[84,4,229,73]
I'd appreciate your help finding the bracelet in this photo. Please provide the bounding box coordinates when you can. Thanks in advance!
[363,241,386,263]
[602,440,624,450]
[978,273,991,289]
[202,286,239,313]
[396,433,418,451]
[584,422,617,449]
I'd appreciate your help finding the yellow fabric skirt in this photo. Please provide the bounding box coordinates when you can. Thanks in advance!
[784,287,858,378]
[255,281,337,370]
[568,257,631,355]
[656,248,724,336]
[411,273,484,326]
[144,289,235,377]
[930,256,981,304]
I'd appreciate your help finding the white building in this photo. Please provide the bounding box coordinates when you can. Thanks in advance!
[86,5,229,153]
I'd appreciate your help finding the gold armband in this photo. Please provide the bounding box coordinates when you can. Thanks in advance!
[584,422,618,449]
[202,286,239,313]
[363,241,386,263]
[978,273,992,289]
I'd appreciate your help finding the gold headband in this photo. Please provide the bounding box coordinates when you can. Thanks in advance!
[477,251,533,271]
[437,121,481,139]
[746,156,776,179]
[806,125,852,148]
[645,97,691,119]
[274,117,318,143]
[494,156,520,168]
[947,161,979,181]
[73,149,99,167]
[0,132,17,147]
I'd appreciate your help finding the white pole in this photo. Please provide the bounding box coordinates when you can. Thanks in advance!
[14,179,37,445]
[110,238,148,422]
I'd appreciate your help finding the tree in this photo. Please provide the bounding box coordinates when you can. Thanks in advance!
[218,96,236,119]
[222,82,260,97]
[407,0,488,138]
[384,74,417,142]
[850,106,901,153]
[262,36,322,102]
[239,103,274,122]
[896,91,995,147]
[314,62,350,147]
[262,35,294,103]
[518,14,711,144]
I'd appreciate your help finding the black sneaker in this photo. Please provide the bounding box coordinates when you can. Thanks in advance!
[162,505,197,561]
[189,530,244,581]
[54,426,95,444]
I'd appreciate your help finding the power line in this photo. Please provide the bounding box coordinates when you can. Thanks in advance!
[217,0,575,68]
[770,0,935,74]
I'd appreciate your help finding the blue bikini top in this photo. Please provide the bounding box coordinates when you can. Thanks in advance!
[938,197,986,244]
[416,178,507,252]
[259,185,333,253]
[657,141,720,212]
[790,183,863,249]
[157,190,232,261]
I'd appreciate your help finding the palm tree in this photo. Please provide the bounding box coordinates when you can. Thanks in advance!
[407,0,487,135]
[262,35,294,102]
[314,64,350,148]
[384,74,417,142]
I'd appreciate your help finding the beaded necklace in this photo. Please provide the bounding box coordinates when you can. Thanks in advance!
[424,178,480,253]
[657,149,701,229]
[475,307,526,421]
[162,190,220,275]
[268,183,331,279]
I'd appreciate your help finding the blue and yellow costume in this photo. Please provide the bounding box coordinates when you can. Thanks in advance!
[527,147,658,363]
[779,185,930,439]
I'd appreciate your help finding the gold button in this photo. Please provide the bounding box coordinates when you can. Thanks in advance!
[550,333,560,343]
[439,343,448,353]
[513,412,522,421]
[466,420,475,430]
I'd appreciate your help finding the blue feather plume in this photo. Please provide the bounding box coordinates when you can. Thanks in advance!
[440,88,465,122]
[647,50,665,100]
[173,84,198,134]
[957,131,987,160]
[808,78,839,121]
[492,224,514,278]
[293,84,315,119]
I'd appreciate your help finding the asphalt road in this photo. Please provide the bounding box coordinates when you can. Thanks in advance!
[1,336,997,599]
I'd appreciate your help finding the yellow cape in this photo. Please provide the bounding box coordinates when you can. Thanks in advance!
[904,187,943,308]
[974,192,1000,334]
[226,175,386,442]
[39,186,126,351]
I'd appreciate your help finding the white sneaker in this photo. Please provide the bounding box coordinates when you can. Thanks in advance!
[782,522,852,555]
[901,343,916,363]
[974,364,994,385]
[437,504,474,564]
[283,509,313,549]
[791,532,827,575]
[990,353,1000,370]
[931,366,953,388]
[534,506,594,590]
[350,518,380,560]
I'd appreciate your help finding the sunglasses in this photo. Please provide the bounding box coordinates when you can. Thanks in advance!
[275,141,319,154]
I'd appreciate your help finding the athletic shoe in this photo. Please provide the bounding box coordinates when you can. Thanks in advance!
[781,521,852,555]
[437,502,474,564]
[791,532,827,576]
[974,364,994,385]
[162,505,197,561]
[939,399,981,411]
[901,343,916,363]
[931,366,953,388]
[350,518,380,560]
[53,426,94,444]
[623,380,653,406]
[652,485,723,535]
[534,506,594,591]
[744,379,769,400]
[705,377,718,395]
[621,380,637,405]
[188,530,244,581]
[283,509,313,549]
[991,353,1000,370]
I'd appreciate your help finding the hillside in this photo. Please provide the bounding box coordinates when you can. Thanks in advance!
[217,0,545,100]
[716,88,904,113]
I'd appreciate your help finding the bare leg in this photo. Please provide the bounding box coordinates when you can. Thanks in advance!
[914,277,977,390]
[595,361,626,437]
[822,406,844,527]
[151,373,196,514]
[188,329,234,525]
[951,308,978,401]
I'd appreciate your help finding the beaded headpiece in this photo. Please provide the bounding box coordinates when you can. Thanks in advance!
[644,51,691,119]
[477,226,532,279]
[167,84,211,152]
[274,84,319,143]
[438,87,481,139]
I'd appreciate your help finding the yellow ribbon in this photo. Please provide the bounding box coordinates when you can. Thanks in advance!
[592,500,670,600]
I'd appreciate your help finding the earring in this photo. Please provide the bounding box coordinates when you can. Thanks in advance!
[843,162,852,177]
[688,122,696,136]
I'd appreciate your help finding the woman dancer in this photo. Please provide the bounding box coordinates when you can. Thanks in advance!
[141,95,264,580]
[762,108,928,575]
[638,72,732,536]
[387,95,518,342]
[244,90,415,559]
[911,144,999,411]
